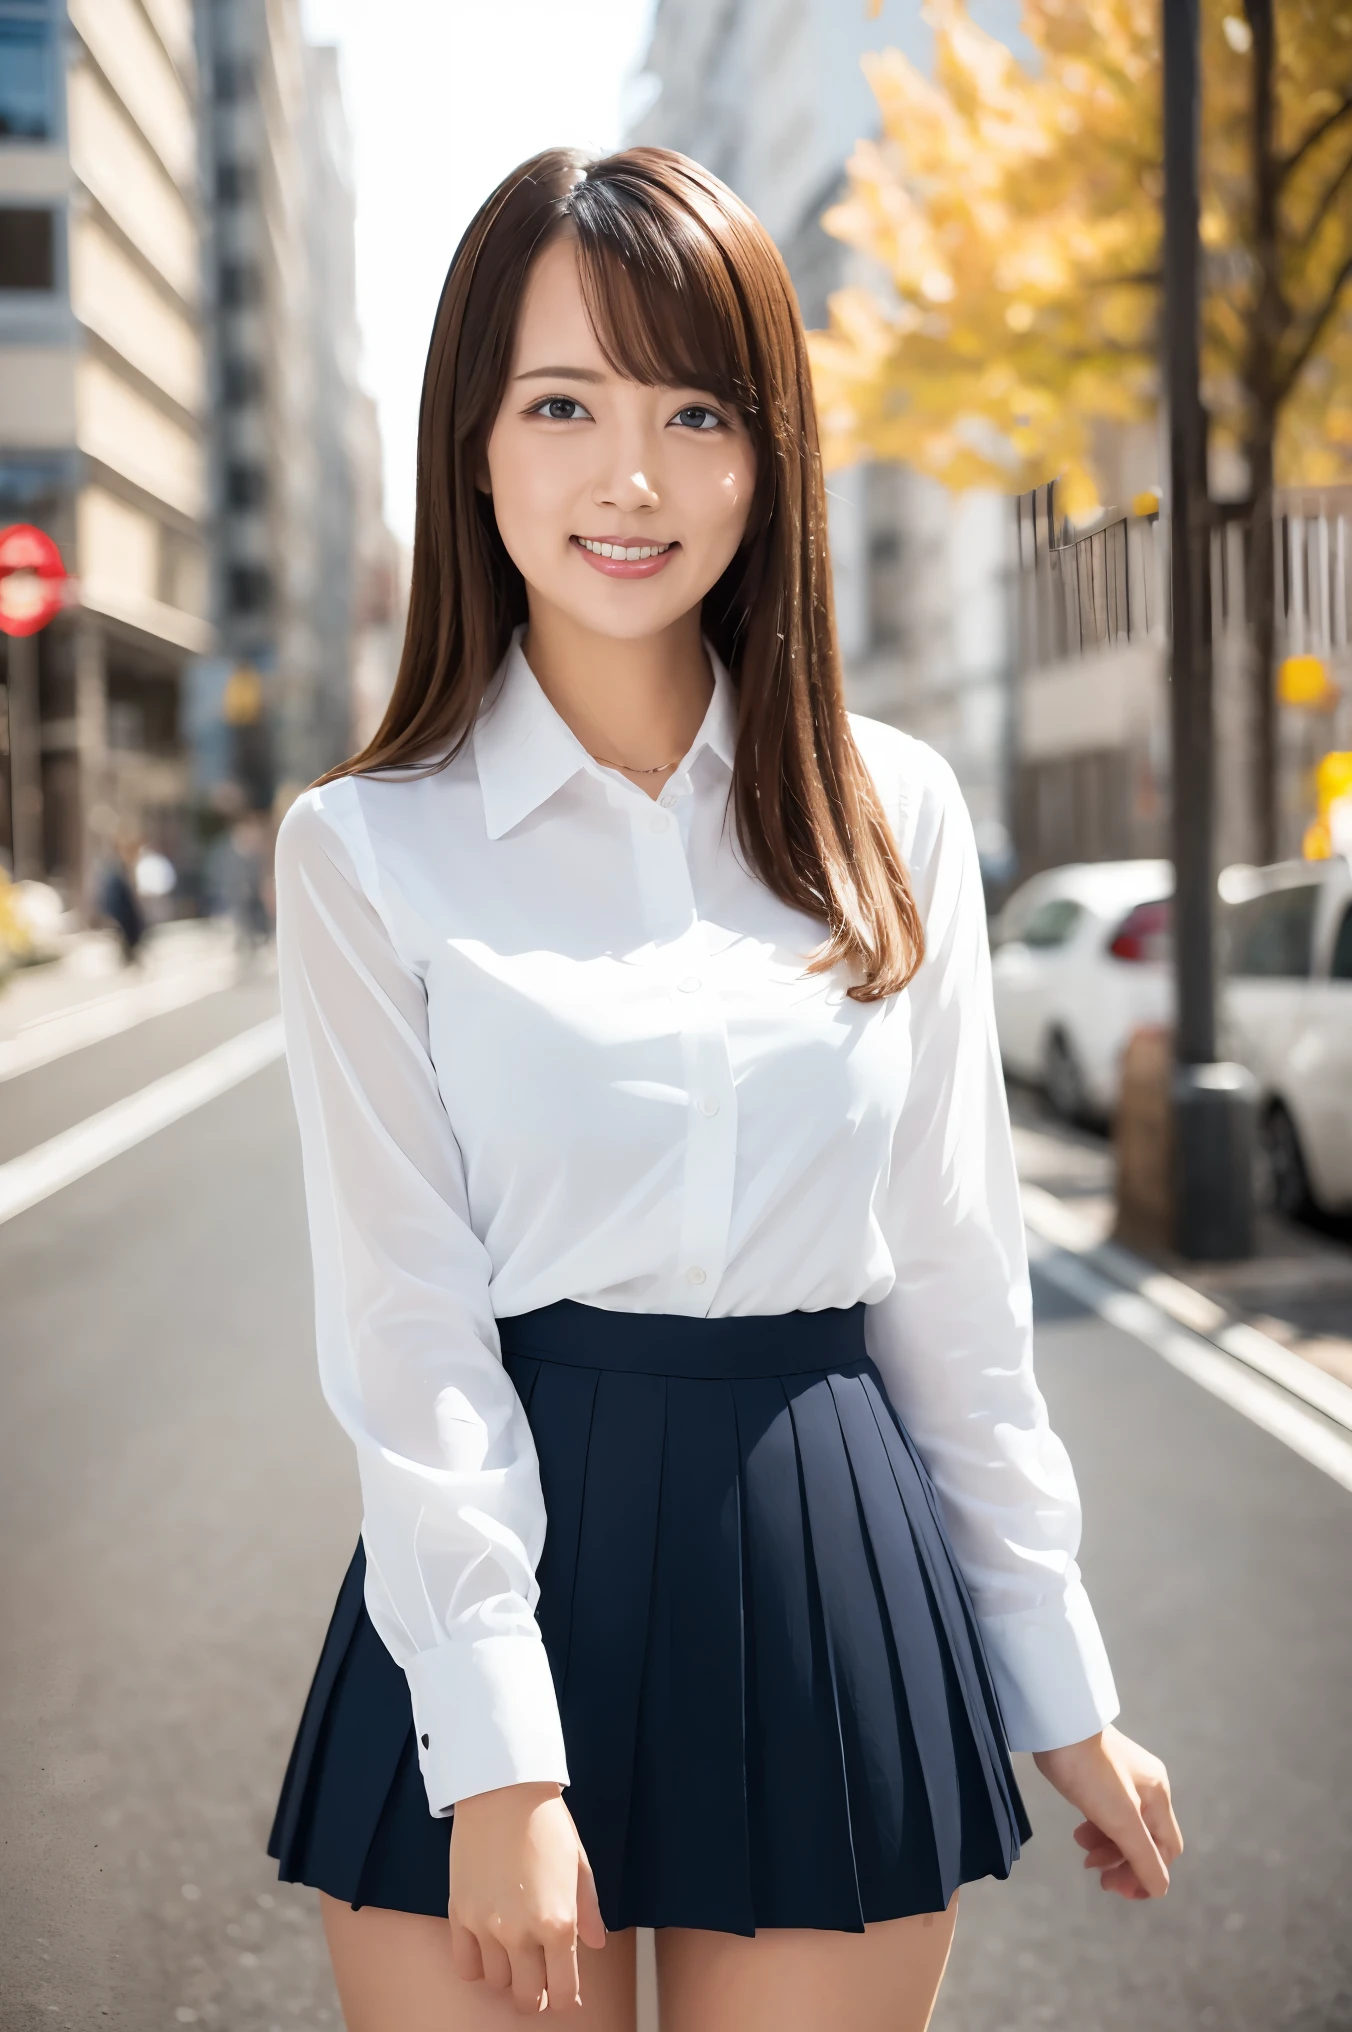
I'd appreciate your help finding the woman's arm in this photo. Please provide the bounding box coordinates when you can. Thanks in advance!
[275,781,568,1812]
[862,740,1180,1896]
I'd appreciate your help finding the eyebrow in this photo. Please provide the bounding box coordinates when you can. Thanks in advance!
[514,365,608,383]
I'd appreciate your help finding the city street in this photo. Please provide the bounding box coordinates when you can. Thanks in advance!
[2,969,1351,2032]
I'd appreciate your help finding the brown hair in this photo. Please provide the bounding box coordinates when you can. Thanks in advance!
[326,146,922,999]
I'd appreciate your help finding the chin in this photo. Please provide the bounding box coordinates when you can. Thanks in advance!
[557,590,695,641]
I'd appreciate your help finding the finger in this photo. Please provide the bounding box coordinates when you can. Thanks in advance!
[1142,1782,1185,1866]
[1097,1796,1170,1898]
[510,1941,548,2016]
[450,1920,485,1984]
[542,1929,580,2013]
[1082,1841,1125,1871]
[1100,1858,1150,1900]
[575,1850,607,1953]
[1073,1819,1121,1864]
[480,1934,513,1991]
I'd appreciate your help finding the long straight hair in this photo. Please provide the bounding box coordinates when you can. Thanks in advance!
[326,146,923,1000]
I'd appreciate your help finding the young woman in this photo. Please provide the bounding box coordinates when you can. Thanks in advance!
[267,147,1181,2031]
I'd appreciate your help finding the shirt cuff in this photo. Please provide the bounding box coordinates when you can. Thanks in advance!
[404,1633,571,1816]
[977,1580,1121,1752]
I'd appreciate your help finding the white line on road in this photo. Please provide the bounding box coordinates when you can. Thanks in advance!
[0,1017,285,1226]
[1026,1229,1352,1495]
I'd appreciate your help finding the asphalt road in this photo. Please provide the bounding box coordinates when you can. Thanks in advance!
[2,979,1350,2031]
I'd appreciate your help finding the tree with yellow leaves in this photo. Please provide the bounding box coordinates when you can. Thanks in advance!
[810,1,1352,855]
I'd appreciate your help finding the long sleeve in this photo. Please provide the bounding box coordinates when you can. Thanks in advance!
[274,780,569,1812]
[864,751,1120,1752]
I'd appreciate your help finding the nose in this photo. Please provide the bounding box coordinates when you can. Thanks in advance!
[593,422,661,514]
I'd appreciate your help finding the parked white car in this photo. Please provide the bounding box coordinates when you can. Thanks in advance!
[990,860,1173,1122]
[1221,857,1352,1217]
[991,855,1352,1216]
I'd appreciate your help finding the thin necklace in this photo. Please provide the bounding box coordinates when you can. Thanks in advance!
[591,752,682,776]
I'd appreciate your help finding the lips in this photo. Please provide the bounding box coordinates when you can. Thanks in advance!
[570,535,680,579]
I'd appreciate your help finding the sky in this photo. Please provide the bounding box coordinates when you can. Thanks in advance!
[299,0,660,546]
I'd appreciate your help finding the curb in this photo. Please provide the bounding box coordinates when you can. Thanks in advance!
[1020,1180,1352,1436]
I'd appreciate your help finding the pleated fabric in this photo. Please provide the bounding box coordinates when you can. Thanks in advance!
[269,1301,1031,1932]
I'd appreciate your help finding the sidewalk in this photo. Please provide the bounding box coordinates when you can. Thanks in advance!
[0,917,269,1078]
[1010,1083,1352,1397]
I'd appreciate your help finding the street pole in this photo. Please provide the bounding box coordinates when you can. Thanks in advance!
[6,630,44,881]
[1163,0,1256,1260]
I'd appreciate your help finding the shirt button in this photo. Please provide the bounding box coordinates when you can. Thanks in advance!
[678,974,701,993]
[696,1095,720,1116]
[685,1265,707,1285]
[649,811,670,833]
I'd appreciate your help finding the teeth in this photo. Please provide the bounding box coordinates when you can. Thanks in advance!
[578,538,671,560]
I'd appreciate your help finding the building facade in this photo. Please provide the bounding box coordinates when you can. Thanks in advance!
[1013,473,1352,879]
[631,0,1015,865]
[0,0,212,887]
[193,0,399,822]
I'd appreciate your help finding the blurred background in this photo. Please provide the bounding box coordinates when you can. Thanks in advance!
[1,3,1350,2029]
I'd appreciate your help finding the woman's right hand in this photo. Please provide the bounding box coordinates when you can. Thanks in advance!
[449,1780,606,2014]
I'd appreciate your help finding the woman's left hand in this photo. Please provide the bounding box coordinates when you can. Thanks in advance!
[1033,1724,1183,1900]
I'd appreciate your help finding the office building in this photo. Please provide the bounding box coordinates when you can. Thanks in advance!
[0,0,211,885]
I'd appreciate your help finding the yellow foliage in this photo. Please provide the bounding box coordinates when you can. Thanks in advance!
[811,0,1352,504]
[1278,653,1336,706]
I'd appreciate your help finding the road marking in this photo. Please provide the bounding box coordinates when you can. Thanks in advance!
[1021,1179,1352,1434]
[0,950,245,1081]
[1026,1229,1352,1495]
[0,1017,285,1226]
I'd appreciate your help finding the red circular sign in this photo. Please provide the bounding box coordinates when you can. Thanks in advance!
[0,522,68,637]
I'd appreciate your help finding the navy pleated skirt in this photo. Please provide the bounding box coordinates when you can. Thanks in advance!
[269,1301,1030,1934]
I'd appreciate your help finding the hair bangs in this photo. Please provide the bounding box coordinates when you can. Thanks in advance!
[565,176,757,422]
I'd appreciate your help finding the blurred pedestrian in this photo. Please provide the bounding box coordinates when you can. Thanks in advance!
[134,843,178,925]
[266,150,1182,2032]
[96,833,146,966]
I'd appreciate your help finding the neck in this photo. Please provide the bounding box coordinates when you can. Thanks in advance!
[521,601,713,786]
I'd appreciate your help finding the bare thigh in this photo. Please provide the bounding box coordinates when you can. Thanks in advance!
[320,1894,638,2032]
[656,1896,958,2032]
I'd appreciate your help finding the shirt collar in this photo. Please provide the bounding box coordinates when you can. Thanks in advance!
[474,624,738,841]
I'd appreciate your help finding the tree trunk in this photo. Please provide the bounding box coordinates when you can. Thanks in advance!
[1244,0,1282,865]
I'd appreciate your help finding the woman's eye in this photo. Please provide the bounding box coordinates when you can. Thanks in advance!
[532,397,591,422]
[672,405,723,432]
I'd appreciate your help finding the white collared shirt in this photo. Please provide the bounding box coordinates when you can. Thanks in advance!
[275,631,1119,1814]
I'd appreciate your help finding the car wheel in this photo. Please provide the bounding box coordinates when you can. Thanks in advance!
[1258,1102,1313,1220]
[1043,1028,1088,1124]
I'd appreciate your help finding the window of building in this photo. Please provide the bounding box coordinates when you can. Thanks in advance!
[219,259,263,309]
[216,160,258,205]
[229,565,272,614]
[1226,884,1320,978]
[0,7,52,140]
[226,461,267,510]
[0,207,54,290]
[212,57,254,104]
[222,356,263,407]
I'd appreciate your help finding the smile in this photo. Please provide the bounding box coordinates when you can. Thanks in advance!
[571,535,680,579]
[575,538,674,560]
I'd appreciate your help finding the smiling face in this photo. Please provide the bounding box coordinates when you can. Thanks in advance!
[483,233,758,643]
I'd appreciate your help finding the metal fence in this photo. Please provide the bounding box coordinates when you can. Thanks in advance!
[1014,483,1160,671]
[1016,479,1352,677]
